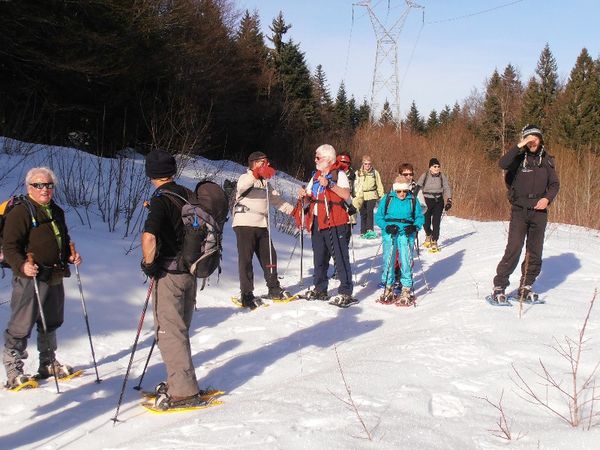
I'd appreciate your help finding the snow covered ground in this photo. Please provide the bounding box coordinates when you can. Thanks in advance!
[1,140,599,449]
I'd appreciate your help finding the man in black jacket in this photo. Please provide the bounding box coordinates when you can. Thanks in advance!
[141,149,203,410]
[491,125,560,303]
[2,167,81,388]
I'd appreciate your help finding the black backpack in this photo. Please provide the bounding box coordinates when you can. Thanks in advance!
[0,196,39,269]
[157,181,229,283]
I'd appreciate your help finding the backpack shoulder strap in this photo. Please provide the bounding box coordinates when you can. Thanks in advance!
[384,194,393,216]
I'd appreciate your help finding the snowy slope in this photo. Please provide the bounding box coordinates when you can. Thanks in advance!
[1,141,599,449]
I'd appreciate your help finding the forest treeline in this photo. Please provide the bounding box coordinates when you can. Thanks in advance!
[1,1,599,228]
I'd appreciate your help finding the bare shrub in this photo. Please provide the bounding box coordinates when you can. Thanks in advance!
[512,289,600,429]
[477,390,524,441]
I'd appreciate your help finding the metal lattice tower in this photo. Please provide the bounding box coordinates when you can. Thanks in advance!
[354,1,424,128]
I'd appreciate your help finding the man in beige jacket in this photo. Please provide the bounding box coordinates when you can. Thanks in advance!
[233,152,294,309]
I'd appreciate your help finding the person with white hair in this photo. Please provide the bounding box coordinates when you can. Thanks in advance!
[2,167,81,389]
[298,145,356,307]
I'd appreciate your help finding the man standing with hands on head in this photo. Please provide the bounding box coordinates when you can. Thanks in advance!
[490,124,560,304]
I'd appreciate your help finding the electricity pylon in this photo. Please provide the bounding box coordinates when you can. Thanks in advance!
[354,0,424,129]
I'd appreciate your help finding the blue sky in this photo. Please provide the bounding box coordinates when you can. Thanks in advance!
[237,0,599,118]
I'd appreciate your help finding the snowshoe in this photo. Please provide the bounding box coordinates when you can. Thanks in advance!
[142,392,223,414]
[302,289,329,301]
[395,287,416,307]
[376,286,396,305]
[5,374,38,391]
[423,235,432,248]
[329,294,359,308]
[486,287,511,306]
[510,286,545,304]
[264,288,298,303]
[231,293,267,310]
[428,241,440,253]
[36,360,76,380]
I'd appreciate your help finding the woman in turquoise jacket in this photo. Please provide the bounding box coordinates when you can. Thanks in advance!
[375,175,424,305]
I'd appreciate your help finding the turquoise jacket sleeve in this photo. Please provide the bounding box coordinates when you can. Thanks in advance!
[375,194,388,232]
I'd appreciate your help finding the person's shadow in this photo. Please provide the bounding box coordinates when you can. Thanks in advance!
[422,249,465,290]
[533,252,581,294]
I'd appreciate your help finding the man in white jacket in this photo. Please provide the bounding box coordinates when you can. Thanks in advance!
[232,152,294,309]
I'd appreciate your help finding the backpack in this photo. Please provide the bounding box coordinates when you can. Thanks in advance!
[157,181,229,283]
[0,196,38,269]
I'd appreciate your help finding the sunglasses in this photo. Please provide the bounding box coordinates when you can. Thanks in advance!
[395,189,410,194]
[402,172,414,176]
[30,182,55,190]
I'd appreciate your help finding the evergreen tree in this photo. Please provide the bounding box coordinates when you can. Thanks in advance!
[405,100,424,133]
[535,43,559,129]
[450,102,461,120]
[268,11,291,56]
[520,77,544,128]
[500,63,523,147]
[311,64,332,106]
[481,70,503,158]
[348,96,359,129]
[556,48,600,151]
[379,99,395,126]
[333,81,350,130]
[426,109,439,132]
[357,98,371,126]
[438,105,451,126]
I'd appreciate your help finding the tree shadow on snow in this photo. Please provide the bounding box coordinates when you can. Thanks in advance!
[202,306,382,393]
[440,231,476,249]
[533,252,581,294]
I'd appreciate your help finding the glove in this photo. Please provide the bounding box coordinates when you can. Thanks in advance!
[444,198,452,211]
[140,258,161,277]
[253,165,276,180]
[385,224,399,236]
[404,225,417,235]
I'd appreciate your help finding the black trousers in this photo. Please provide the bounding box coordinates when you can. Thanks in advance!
[494,207,548,289]
[234,226,279,295]
[311,218,353,295]
[360,198,378,234]
[424,197,444,241]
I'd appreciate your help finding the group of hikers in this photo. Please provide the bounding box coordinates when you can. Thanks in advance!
[0,123,559,411]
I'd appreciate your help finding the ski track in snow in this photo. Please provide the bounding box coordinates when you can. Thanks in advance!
[1,140,600,449]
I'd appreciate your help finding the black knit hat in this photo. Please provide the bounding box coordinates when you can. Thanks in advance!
[248,151,267,165]
[521,124,543,141]
[145,149,177,179]
[429,158,440,168]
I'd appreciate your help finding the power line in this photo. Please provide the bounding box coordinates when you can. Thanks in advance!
[426,0,524,25]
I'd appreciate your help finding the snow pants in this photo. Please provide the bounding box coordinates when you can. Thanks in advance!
[3,276,64,379]
[493,206,548,289]
[234,226,280,295]
[360,199,378,234]
[423,196,444,241]
[153,273,199,398]
[311,218,353,296]
[381,233,415,288]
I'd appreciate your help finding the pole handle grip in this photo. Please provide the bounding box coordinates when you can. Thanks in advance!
[26,252,34,264]
[69,241,76,258]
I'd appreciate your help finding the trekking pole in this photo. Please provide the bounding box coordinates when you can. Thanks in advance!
[279,231,300,280]
[350,229,357,285]
[300,198,305,285]
[111,278,155,424]
[27,253,60,394]
[133,337,156,391]
[69,242,101,383]
[265,182,275,276]
[361,240,382,287]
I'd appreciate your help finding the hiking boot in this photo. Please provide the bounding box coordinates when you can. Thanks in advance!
[429,241,439,252]
[396,287,413,305]
[392,283,402,297]
[423,235,432,248]
[518,285,538,302]
[304,289,329,301]
[378,286,396,304]
[5,373,35,389]
[154,381,168,396]
[491,286,507,304]
[37,360,75,379]
[329,294,358,308]
[266,287,292,300]
[241,292,258,310]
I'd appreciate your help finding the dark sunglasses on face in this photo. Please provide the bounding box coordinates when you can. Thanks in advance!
[30,182,55,190]
[402,172,413,176]
[396,189,410,194]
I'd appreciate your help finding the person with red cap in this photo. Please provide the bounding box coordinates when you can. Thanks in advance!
[232,151,294,309]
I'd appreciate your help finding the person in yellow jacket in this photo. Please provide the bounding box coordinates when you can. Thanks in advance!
[353,155,385,239]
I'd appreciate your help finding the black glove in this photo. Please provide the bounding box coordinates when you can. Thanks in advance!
[404,225,417,235]
[346,203,357,216]
[444,198,452,211]
[385,224,399,236]
[140,258,161,278]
